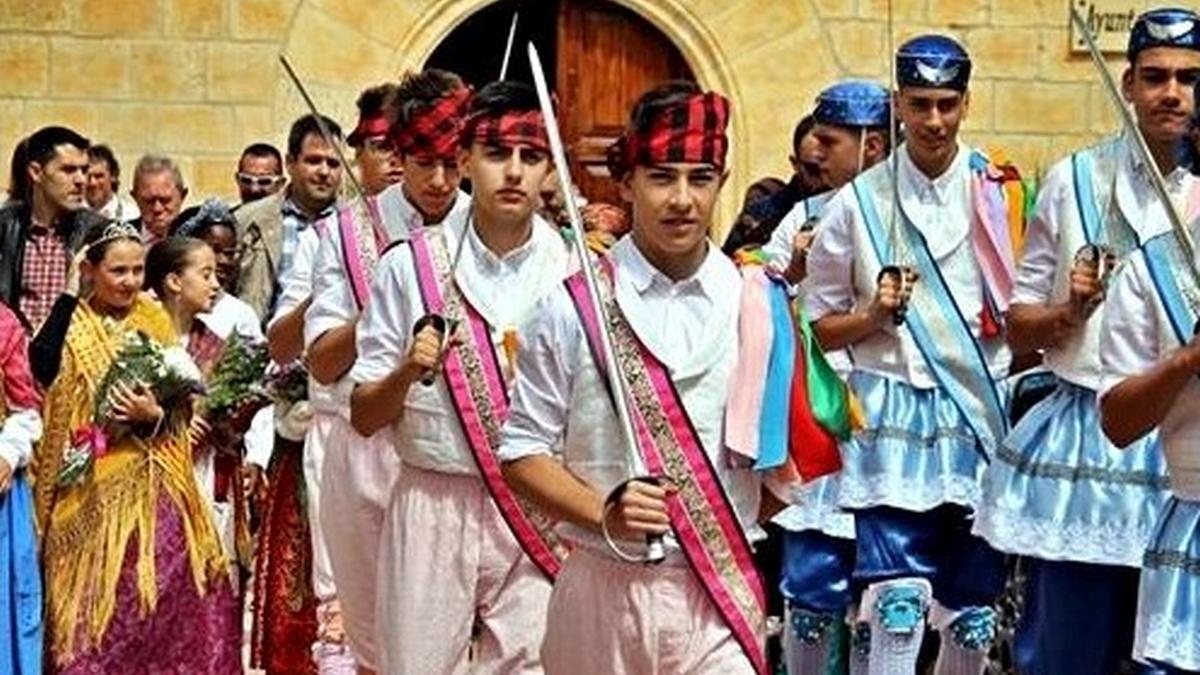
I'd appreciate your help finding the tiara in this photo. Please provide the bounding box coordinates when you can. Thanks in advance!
[94,220,141,246]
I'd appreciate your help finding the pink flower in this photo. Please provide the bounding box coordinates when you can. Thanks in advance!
[71,424,108,458]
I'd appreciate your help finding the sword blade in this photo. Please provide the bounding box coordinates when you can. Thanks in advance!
[500,12,520,81]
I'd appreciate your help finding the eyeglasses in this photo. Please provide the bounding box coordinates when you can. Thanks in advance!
[236,173,284,189]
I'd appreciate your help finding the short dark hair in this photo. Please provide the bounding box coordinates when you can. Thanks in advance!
[286,114,342,158]
[144,236,209,297]
[239,142,283,170]
[87,144,120,179]
[459,80,540,149]
[9,126,90,202]
[791,114,817,155]
[628,80,701,136]
[350,83,400,147]
[393,69,466,129]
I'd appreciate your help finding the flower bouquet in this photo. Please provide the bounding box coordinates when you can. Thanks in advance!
[58,331,204,486]
[266,359,312,442]
[202,333,271,440]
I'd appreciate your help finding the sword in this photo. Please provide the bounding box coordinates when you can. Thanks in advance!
[879,0,910,326]
[528,42,666,564]
[1070,7,1200,305]
[500,12,519,81]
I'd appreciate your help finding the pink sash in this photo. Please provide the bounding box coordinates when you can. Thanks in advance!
[565,258,767,675]
[408,228,565,580]
[337,197,388,308]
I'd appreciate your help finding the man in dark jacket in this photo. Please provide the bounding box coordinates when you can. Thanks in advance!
[1,126,103,332]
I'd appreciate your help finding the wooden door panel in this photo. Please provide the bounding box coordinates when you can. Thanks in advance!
[556,0,693,205]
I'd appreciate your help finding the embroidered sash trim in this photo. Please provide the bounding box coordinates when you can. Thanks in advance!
[853,163,1009,456]
[408,229,565,580]
[338,197,388,309]
[565,258,768,675]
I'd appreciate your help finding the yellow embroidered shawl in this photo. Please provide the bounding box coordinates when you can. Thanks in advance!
[32,293,227,664]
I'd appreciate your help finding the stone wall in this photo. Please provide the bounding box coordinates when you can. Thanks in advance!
[0,0,1129,232]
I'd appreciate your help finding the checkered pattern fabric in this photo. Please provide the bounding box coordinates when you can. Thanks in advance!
[607,91,730,178]
[20,226,68,331]
[347,114,391,147]
[461,108,550,154]
[391,87,473,160]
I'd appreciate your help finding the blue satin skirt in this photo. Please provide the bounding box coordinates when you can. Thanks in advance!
[0,472,43,675]
[838,371,986,512]
[1135,497,1200,672]
[975,380,1168,566]
[853,504,1006,611]
[780,529,857,615]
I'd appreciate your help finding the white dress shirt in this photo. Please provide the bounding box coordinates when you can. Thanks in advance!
[803,142,1011,387]
[1016,134,1194,390]
[1100,246,1200,501]
[350,210,569,475]
[497,236,765,562]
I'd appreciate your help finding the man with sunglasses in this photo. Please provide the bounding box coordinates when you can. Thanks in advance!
[978,9,1200,675]
[234,143,285,206]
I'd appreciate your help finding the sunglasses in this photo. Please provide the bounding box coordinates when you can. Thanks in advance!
[236,173,284,189]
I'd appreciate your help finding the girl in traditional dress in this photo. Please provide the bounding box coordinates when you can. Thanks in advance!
[0,299,44,675]
[31,220,241,673]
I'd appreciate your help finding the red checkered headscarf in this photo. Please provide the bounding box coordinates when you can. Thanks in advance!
[607,91,730,178]
[390,86,473,160]
[347,113,390,147]
[461,108,550,154]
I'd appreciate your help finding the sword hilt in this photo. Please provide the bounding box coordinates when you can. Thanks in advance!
[412,313,453,386]
[878,265,909,326]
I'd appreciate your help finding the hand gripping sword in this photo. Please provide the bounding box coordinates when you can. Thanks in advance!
[1070,7,1200,324]
[528,42,666,564]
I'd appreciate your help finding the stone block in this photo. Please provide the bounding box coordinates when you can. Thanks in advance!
[812,0,856,18]
[192,155,239,201]
[858,0,926,22]
[309,0,417,45]
[130,41,207,101]
[76,0,163,36]
[826,20,887,77]
[283,5,391,87]
[0,0,73,32]
[0,99,25,182]
[994,81,1088,133]
[1038,26,1101,82]
[967,27,1041,79]
[207,42,277,103]
[963,78,994,132]
[233,0,296,40]
[157,103,236,153]
[166,0,227,37]
[25,100,99,137]
[928,0,989,26]
[0,36,49,96]
[234,104,275,145]
[991,0,1055,26]
[49,37,130,98]
[93,102,159,157]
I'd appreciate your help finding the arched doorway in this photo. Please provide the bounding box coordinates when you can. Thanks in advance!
[426,0,695,206]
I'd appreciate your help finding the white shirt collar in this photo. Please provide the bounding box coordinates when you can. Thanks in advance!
[899,141,969,205]
[612,235,720,301]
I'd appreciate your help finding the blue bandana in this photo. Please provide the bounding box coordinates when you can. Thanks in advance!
[813,80,890,128]
[896,34,971,92]
[1128,7,1200,62]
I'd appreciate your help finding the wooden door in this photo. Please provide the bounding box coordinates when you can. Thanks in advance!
[555,0,694,206]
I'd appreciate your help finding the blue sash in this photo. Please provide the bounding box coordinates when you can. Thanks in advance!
[756,280,795,470]
[1142,232,1198,346]
[1071,138,1140,254]
[852,158,1008,457]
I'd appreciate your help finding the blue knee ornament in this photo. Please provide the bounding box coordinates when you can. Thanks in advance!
[877,585,928,634]
[949,607,998,652]
[790,606,838,645]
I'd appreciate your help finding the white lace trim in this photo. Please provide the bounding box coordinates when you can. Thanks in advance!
[773,505,855,539]
[1135,614,1200,671]
[972,508,1152,567]
[837,474,980,512]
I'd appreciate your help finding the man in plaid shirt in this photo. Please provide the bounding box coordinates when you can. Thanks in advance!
[0,126,104,333]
